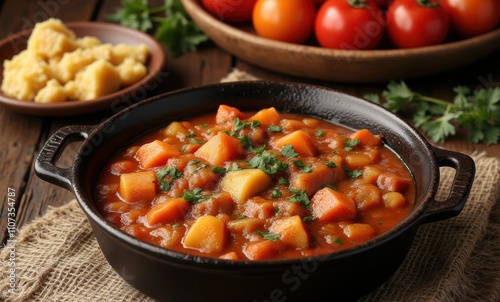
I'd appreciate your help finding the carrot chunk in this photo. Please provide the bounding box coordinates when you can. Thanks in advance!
[311,187,357,223]
[194,133,243,166]
[110,159,136,175]
[136,140,181,169]
[376,173,413,193]
[146,197,191,225]
[119,170,157,203]
[244,240,280,260]
[274,130,316,157]
[250,107,281,126]
[350,129,381,147]
[216,104,245,123]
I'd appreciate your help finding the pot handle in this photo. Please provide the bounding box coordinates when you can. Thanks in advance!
[420,146,476,223]
[35,125,95,191]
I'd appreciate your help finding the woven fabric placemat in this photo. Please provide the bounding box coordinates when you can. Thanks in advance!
[1,69,499,302]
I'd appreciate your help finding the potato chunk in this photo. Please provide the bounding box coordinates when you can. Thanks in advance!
[221,169,272,203]
[34,79,67,103]
[27,18,77,59]
[183,215,226,253]
[66,60,121,100]
[117,58,147,86]
[1,50,52,101]
[269,215,309,249]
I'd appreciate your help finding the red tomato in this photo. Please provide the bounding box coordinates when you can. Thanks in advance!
[442,0,500,37]
[314,0,385,50]
[387,0,450,48]
[202,0,257,23]
[252,0,316,44]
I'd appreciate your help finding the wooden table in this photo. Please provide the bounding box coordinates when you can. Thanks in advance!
[1,0,499,247]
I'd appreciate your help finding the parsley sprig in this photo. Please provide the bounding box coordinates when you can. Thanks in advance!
[365,81,500,145]
[108,0,208,56]
[156,166,182,191]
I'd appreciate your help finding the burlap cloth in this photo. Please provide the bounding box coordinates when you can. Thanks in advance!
[2,69,500,302]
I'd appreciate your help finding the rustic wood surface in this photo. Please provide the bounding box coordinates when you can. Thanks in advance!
[0,0,498,246]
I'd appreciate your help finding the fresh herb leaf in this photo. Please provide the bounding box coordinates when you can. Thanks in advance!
[271,189,282,198]
[287,189,310,207]
[256,230,280,241]
[344,139,360,151]
[108,0,208,56]
[303,216,317,222]
[268,125,283,133]
[366,81,500,145]
[342,164,363,179]
[156,166,182,191]
[281,144,299,158]
[325,161,337,168]
[107,0,153,32]
[182,188,209,203]
[211,166,227,175]
[248,152,288,174]
[333,237,343,245]
[292,160,313,173]
[315,130,325,137]
[278,177,289,186]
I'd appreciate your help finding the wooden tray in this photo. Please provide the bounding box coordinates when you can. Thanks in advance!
[182,0,500,83]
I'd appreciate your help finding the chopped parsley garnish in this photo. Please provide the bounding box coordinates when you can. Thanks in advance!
[315,130,325,137]
[211,166,227,175]
[192,164,209,173]
[287,189,310,207]
[189,159,201,165]
[324,184,338,191]
[189,138,204,144]
[229,163,242,171]
[256,230,280,241]
[278,177,289,186]
[325,161,337,168]
[292,160,313,173]
[303,216,317,222]
[342,164,363,179]
[232,117,260,135]
[268,125,283,133]
[201,122,208,129]
[271,189,282,198]
[248,152,288,175]
[281,144,299,158]
[344,139,361,151]
[333,237,344,245]
[182,188,209,203]
[185,132,196,138]
[156,167,182,191]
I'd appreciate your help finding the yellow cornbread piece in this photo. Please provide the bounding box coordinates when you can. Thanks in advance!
[1,18,149,103]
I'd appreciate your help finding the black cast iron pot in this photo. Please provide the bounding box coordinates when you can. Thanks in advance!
[35,81,475,302]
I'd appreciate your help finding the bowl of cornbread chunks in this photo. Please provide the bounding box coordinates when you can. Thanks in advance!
[0,18,165,116]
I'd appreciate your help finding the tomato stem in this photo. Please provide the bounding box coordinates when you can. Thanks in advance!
[347,0,370,9]
[417,0,440,8]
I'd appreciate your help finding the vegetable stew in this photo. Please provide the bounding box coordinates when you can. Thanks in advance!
[96,105,415,260]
